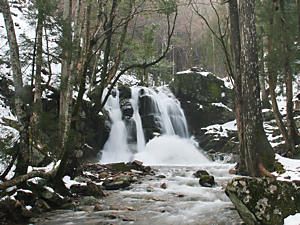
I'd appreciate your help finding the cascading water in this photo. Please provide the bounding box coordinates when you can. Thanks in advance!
[100,85,209,165]
[130,87,146,153]
[100,89,131,163]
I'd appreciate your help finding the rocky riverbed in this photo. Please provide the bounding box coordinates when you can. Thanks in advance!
[31,163,243,225]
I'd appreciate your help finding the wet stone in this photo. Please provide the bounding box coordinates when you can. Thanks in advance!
[199,175,216,188]
[160,183,167,189]
[193,169,210,178]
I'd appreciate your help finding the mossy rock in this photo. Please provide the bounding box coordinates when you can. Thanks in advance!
[226,177,300,225]
[199,175,215,187]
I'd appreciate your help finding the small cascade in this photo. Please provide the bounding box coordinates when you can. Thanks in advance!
[130,87,146,152]
[156,86,189,138]
[100,85,207,165]
[132,86,189,139]
[100,89,131,163]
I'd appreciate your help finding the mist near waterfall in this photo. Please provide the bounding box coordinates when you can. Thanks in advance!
[134,135,209,165]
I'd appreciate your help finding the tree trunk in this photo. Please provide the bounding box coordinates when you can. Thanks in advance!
[240,0,275,176]
[298,0,300,43]
[280,0,298,155]
[55,0,82,181]
[266,1,294,155]
[258,35,270,108]
[268,71,292,152]
[31,6,44,153]
[228,0,246,173]
[1,0,30,175]
[59,0,73,150]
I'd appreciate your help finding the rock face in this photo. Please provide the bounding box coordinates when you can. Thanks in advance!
[226,177,300,225]
[170,71,234,138]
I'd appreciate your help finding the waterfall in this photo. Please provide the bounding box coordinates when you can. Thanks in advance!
[156,86,189,138]
[100,89,131,163]
[100,86,208,165]
[131,86,189,139]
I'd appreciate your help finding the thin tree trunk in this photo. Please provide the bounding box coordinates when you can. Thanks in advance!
[240,0,275,176]
[93,0,118,113]
[31,8,44,153]
[55,0,82,181]
[259,34,269,108]
[280,0,298,155]
[0,0,30,175]
[265,1,294,154]
[269,72,292,152]
[59,0,73,150]
[298,0,300,43]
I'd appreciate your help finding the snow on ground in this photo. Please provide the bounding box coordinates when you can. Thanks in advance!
[274,154,300,182]
[27,161,61,174]
[176,69,233,90]
[176,69,211,77]
[203,120,237,138]
[0,96,19,151]
[220,77,233,89]
[211,102,233,112]
[284,213,300,225]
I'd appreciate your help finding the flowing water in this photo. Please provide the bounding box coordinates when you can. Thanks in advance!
[35,86,243,224]
[35,163,242,225]
[100,89,131,163]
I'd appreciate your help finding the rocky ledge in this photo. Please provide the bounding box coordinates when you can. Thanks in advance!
[226,177,300,225]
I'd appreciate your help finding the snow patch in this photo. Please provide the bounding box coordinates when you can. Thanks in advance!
[211,102,232,112]
[176,69,211,77]
[203,120,237,138]
[274,154,300,182]
[284,213,300,225]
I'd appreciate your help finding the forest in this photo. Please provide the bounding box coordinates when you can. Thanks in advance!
[0,0,300,224]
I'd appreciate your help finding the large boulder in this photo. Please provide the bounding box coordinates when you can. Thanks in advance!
[226,177,300,225]
[170,71,234,138]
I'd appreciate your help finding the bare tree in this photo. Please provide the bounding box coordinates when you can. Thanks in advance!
[0,0,30,175]
[192,0,275,176]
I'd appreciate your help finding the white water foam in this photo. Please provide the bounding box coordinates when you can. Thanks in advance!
[134,135,209,166]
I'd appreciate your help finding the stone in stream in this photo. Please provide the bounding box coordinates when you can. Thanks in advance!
[193,169,210,178]
[102,175,132,190]
[70,181,105,197]
[93,203,104,211]
[199,175,216,187]
[160,182,167,189]
[194,170,216,187]
[226,177,300,225]
[35,199,51,212]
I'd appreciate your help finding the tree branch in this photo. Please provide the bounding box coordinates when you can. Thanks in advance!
[0,170,52,190]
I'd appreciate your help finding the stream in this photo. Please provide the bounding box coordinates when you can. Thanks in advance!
[33,86,243,224]
[34,163,243,225]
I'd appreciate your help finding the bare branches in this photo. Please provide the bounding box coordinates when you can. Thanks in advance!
[191,0,234,82]
[100,8,178,109]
